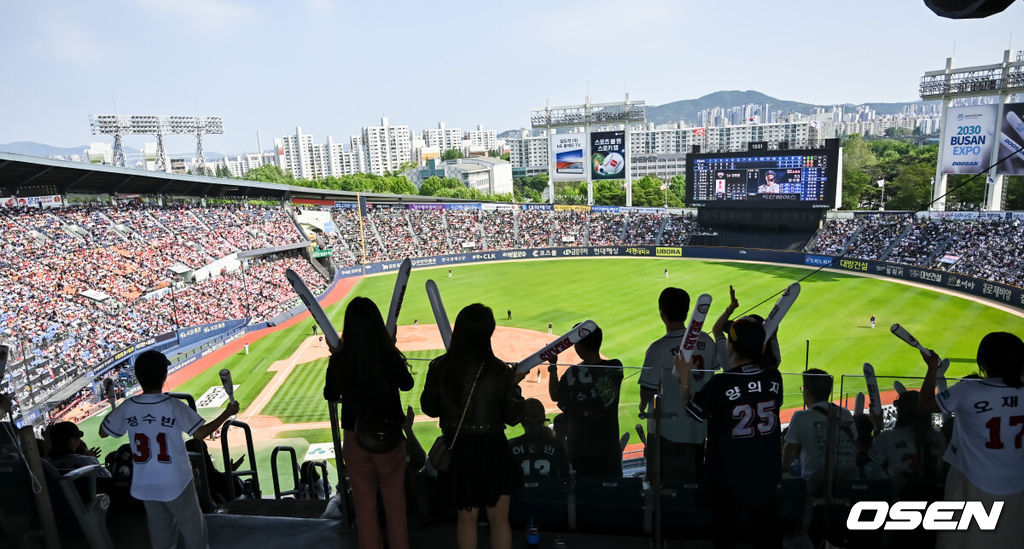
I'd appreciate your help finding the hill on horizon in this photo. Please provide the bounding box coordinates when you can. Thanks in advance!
[645,90,933,126]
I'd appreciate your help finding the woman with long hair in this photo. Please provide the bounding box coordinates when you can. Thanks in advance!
[421,303,523,549]
[920,331,1024,548]
[323,297,413,549]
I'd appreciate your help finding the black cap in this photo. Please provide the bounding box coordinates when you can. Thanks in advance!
[48,421,84,446]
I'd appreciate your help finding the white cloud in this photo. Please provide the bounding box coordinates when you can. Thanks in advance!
[134,0,254,31]
[34,20,107,66]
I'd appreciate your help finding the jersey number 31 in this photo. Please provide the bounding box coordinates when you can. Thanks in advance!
[133,433,172,463]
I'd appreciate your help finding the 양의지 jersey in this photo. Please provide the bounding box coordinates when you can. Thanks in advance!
[936,378,1024,495]
[101,393,205,502]
[687,364,784,504]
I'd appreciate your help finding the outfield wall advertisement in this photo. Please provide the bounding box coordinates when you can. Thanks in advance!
[941,105,997,174]
[343,245,1024,310]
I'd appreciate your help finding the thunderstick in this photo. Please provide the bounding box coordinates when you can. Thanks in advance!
[762,283,800,343]
[286,268,341,350]
[219,369,236,404]
[385,258,412,339]
[425,280,452,350]
[863,363,882,417]
[516,320,599,374]
[680,294,712,362]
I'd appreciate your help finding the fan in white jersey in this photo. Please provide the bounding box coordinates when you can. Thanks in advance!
[100,350,238,549]
[919,332,1024,547]
[638,287,720,485]
[867,390,946,498]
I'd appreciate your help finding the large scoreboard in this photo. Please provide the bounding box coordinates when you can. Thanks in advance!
[686,147,842,209]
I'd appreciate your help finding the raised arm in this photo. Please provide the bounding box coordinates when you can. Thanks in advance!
[918,348,942,414]
[712,285,739,340]
[194,401,240,440]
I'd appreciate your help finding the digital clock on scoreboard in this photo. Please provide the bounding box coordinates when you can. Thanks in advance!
[686,148,842,209]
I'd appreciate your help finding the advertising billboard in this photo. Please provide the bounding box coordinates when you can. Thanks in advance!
[941,105,997,174]
[996,103,1024,175]
[551,133,586,181]
[591,130,626,180]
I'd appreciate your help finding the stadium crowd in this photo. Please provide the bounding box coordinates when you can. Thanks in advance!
[806,214,1024,287]
[0,203,323,418]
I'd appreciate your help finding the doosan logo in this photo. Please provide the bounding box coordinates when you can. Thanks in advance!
[847,501,1002,531]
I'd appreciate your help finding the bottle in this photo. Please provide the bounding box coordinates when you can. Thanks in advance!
[526,515,539,547]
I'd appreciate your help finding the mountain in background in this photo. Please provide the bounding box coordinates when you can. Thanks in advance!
[0,141,226,160]
[644,90,934,126]
[0,141,94,157]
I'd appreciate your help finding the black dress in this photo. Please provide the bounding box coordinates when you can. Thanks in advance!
[421,355,523,510]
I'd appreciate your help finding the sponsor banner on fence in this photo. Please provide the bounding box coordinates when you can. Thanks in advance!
[997,103,1024,175]
[942,105,997,174]
[554,204,591,212]
[334,201,358,209]
[196,385,240,408]
[345,245,1024,311]
[481,203,518,211]
[1,195,64,209]
[630,207,667,214]
[446,203,481,210]
[591,130,626,180]
[551,133,587,181]
[177,319,248,348]
[521,204,554,211]
[804,254,834,267]
[590,205,620,213]
[407,203,444,210]
[304,442,337,461]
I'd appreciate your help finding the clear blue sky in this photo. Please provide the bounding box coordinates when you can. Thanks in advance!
[1,0,1022,154]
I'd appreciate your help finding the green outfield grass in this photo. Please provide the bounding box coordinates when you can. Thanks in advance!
[76,258,1024,487]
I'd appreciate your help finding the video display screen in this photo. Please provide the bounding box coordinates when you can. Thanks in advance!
[686,149,840,209]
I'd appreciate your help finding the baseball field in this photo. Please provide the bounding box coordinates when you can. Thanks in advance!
[77,257,1024,488]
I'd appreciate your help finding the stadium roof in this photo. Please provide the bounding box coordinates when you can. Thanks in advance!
[0,152,470,203]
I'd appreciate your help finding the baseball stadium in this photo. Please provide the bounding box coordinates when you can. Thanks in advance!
[2,125,1024,549]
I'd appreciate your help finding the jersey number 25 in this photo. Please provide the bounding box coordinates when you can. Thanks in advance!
[731,401,777,438]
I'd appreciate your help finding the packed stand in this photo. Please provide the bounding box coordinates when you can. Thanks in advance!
[659,214,700,246]
[444,209,484,251]
[0,203,314,412]
[551,211,587,246]
[481,210,516,250]
[518,209,555,248]
[366,208,419,262]
[622,212,664,246]
[404,209,448,257]
[588,212,626,246]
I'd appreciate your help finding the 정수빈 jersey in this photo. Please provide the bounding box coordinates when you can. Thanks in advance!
[687,364,783,503]
[639,330,719,444]
[101,393,205,502]
[936,378,1024,495]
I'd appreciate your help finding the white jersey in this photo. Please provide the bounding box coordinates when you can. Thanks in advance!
[639,329,719,444]
[784,402,858,491]
[101,393,205,502]
[868,424,946,491]
[936,378,1024,495]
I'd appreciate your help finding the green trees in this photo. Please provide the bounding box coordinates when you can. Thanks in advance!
[214,164,234,179]
[441,149,463,160]
[840,135,940,210]
[244,165,295,184]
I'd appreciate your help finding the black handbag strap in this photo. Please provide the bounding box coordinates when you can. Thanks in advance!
[448,361,485,452]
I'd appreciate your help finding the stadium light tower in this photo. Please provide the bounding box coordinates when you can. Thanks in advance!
[920,49,1024,211]
[89,114,224,173]
[531,93,646,206]
[89,114,131,167]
